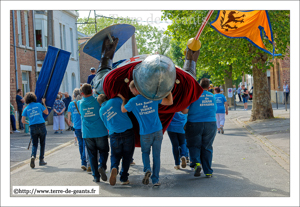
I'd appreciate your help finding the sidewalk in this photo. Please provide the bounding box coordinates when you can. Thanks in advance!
[10,123,75,169]
[229,101,290,172]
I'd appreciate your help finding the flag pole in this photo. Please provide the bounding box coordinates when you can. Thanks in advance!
[187,10,214,51]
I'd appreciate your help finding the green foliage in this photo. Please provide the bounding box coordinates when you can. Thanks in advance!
[162,10,290,82]
[77,17,171,55]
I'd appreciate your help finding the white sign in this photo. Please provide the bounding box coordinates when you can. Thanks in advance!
[228,88,233,98]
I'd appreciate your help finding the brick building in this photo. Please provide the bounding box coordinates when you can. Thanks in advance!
[10,10,37,117]
[78,33,138,84]
[269,52,290,104]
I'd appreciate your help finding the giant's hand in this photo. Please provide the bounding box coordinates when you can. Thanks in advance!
[182,47,200,79]
[102,36,119,60]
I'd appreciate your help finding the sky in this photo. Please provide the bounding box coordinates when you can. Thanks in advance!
[78,10,171,30]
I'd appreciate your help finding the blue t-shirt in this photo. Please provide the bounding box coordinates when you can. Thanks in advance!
[63,96,72,111]
[214,94,227,114]
[124,95,162,135]
[16,95,24,109]
[68,101,81,130]
[167,112,187,134]
[100,97,133,135]
[187,90,217,122]
[22,102,46,126]
[78,96,108,138]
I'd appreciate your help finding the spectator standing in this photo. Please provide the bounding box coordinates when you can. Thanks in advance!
[241,85,249,110]
[87,67,96,85]
[10,102,20,133]
[98,94,135,186]
[237,85,242,102]
[214,87,228,134]
[16,89,25,130]
[182,78,217,178]
[283,81,289,104]
[166,112,189,170]
[119,80,173,186]
[53,95,66,133]
[21,92,49,168]
[68,88,87,171]
[78,84,109,183]
[61,92,72,131]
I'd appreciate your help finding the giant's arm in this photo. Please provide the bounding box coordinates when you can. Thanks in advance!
[93,37,119,95]
[182,48,200,79]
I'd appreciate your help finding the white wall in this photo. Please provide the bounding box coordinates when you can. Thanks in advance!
[53,10,80,96]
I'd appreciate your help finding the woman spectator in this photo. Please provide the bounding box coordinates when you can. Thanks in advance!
[283,81,289,104]
[214,87,228,134]
[68,88,87,171]
[21,92,48,168]
[53,95,66,134]
[10,102,20,133]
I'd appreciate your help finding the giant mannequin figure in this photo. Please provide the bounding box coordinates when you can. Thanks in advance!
[88,34,203,147]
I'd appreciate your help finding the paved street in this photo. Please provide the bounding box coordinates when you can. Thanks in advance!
[10,103,290,197]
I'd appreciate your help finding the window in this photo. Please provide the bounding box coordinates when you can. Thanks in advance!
[72,73,76,90]
[17,10,22,45]
[70,28,74,57]
[35,17,47,48]
[24,11,29,47]
[63,25,66,50]
[22,71,30,96]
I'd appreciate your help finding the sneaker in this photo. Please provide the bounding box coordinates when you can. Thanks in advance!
[218,131,220,134]
[30,156,35,168]
[153,182,161,186]
[39,159,47,166]
[54,131,58,134]
[186,157,190,164]
[81,165,87,171]
[130,161,136,165]
[174,165,180,170]
[98,167,107,181]
[220,127,224,134]
[87,166,92,172]
[109,168,117,186]
[13,130,20,133]
[93,178,100,183]
[194,163,202,177]
[142,171,151,185]
[121,180,130,185]
[181,156,186,168]
[206,174,213,178]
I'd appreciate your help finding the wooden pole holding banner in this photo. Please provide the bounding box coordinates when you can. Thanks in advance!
[187,10,214,51]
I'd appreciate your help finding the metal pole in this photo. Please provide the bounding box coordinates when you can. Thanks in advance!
[276,91,278,109]
[234,92,236,110]
[285,92,287,111]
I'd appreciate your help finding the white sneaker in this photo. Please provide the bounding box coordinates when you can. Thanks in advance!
[121,180,130,185]
[174,165,180,170]
[13,130,20,133]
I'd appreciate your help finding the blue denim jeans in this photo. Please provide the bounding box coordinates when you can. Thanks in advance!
[75,129,87,167]
[10,115,16,131]
[30,123,47,160]
[18,108,24,129]
[167,131,187,165]
[185,122,217,174]
[110,128,135,182]
[84,136,109,180]
[140,130,163,184]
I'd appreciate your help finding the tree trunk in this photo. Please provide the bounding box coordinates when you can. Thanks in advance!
[250,55,274,121]
[224,65,233,107]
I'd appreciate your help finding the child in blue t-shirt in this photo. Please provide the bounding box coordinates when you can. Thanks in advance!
[214,87,228,134]
[98,95,134,186]
[118,80,173,186]
[21,92,48,169]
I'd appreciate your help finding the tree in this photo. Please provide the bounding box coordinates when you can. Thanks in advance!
[77,16,171,55]
[162,10,290,119]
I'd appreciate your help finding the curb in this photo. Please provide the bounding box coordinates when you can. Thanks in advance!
[231,117,290,173]
[10,140,74,173]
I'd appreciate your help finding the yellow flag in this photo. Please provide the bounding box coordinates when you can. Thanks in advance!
[210,10,280,56]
